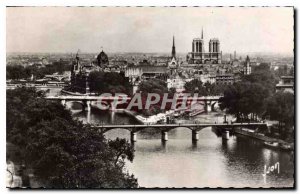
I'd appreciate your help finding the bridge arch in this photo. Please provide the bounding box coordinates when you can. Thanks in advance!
[211,101,219,111]
[65,100,85,110]
[92,101,110,110]
[102,127,133,133]
[166,126,192,132]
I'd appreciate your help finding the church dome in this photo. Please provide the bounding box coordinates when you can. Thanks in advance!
[96,50,109,66]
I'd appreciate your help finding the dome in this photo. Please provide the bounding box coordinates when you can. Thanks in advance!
[96,50,109,66]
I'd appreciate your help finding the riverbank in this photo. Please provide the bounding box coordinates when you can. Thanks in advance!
[111,108,175,125]
[61,89,88,96]
[234,128,294,150]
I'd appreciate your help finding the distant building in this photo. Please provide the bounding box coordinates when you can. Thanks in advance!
[140,66,169,80]
[167,77,193,92]
[187,28,222,64]
[215,74,234,85]
[276,76,294,93]
[231,59,241,68]
[96,50,109,67]
[125,36,181,86]
[209,75,216,84]
[168,36,180,75]
[243,56,252,75]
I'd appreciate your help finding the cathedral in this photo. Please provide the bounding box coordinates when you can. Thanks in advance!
[168,36,178,68]
[187,28,222,64]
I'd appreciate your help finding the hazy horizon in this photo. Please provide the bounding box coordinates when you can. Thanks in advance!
[6,7,294,55]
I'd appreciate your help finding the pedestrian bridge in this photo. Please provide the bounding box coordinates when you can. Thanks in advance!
[91,122,267,142]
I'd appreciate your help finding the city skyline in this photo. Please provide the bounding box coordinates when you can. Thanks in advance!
[7,7,294,55]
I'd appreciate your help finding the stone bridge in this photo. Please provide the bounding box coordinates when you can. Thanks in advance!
[90,122,267,142]
[45,95,222,113]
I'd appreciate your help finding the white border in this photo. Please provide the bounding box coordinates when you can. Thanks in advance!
[0,0,298,194]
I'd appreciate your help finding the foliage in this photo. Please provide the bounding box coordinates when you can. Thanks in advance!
[184,79,227,96]
[241,63,276,95]
[138,78,168,95]
[219,82,268,121]
[88,71,132,95]
[219,63,277,121]
[6,87,138,188]
[7,61,71,80]
[184,79,207,95]
[265,92,294,128]
[137,79,169,116]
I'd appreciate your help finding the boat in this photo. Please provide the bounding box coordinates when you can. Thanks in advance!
[279,143,293,151]
[173,112,181,117]
[264,141,279,148]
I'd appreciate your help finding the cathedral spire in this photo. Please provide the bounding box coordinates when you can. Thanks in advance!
[171,35,176,59]
[173,36,175,47]
[201,27,204,39]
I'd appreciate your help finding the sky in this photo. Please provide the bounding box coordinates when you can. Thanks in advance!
[6,7,294,55]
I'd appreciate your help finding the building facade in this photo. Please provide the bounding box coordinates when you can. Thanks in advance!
[70,50,109,94]
[187,29,222,64]
[276,76,294,93]
[215,74,234,85]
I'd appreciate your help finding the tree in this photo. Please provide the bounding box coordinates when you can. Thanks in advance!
[138,78,168,95]
[203,82,227,96]
[242,63,276,96]
[266,92,294,129]
[6,62,72,80]
[219,82,269,121]
[7,87,138,188]
[88,71,132,95]
[136,79,170,115]
[219,63,277,121]
[184,79,207,95]
[6,65,26,80]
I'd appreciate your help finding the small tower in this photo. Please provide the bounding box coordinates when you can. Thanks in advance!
[243,55,252,75]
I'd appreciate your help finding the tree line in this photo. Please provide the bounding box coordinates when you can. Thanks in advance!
[219,63,294,140]
[88,71,132,95]
[6,61,71,80]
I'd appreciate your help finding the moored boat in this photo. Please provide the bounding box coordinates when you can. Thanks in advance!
[264,141,279,148]
[279,143,293,151]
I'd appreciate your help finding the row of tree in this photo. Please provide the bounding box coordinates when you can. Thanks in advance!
[137,79,174,116]
[7,61,71,80]
[7,87,138,188]
[218,63,294,139]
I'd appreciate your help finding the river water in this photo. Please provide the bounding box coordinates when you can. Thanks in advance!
[46,89,294,188]
[71,108,294,188]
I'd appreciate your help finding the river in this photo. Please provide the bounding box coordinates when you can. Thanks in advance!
[71,108,294,188]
